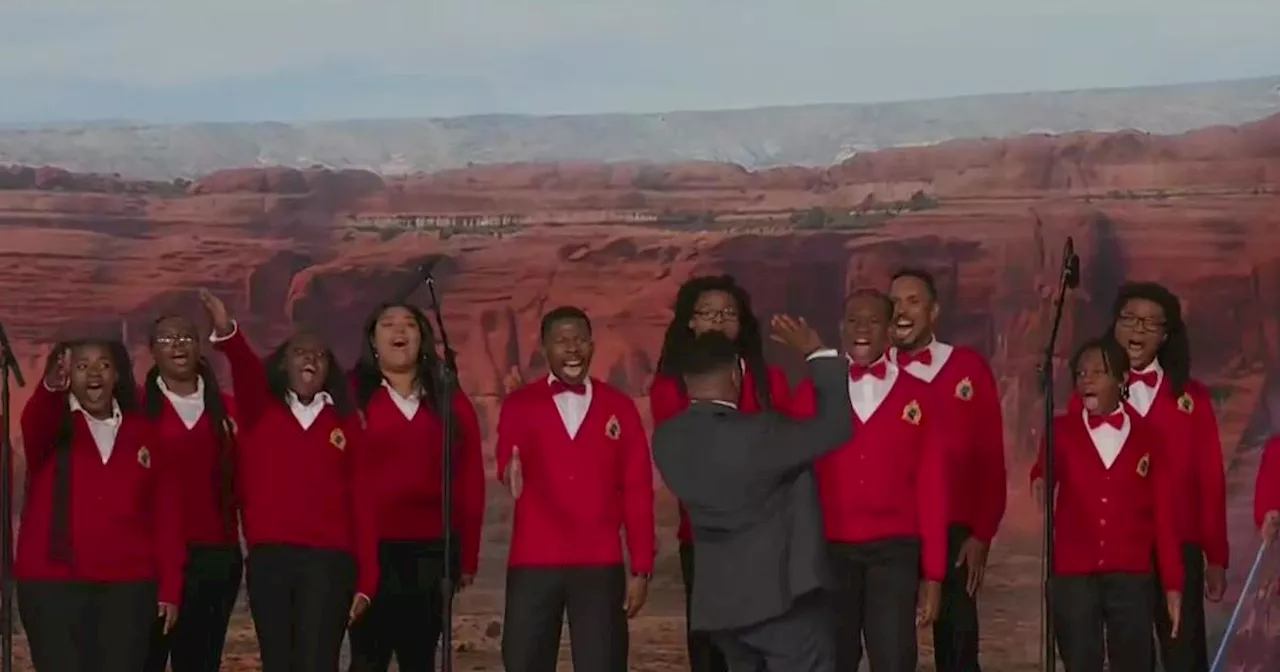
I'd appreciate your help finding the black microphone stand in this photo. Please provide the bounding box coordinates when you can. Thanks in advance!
[0,322,25,672]
[1040,237,1079,672]
[422,272,459,672]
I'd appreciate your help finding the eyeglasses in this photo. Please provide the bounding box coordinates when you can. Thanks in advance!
[693,308,739,323]
[1117,314,1166,332]
[154,335,197,347]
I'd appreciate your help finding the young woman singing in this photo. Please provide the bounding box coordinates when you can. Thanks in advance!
[141,315,243,672]
[347,302,486,672]
[199,290,378,672]
[17,340,184,672]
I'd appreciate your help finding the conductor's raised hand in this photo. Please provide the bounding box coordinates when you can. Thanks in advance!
[198,289,233,337]
[42,345,71,391]
[505,446,524,500]
[769,315,824,356]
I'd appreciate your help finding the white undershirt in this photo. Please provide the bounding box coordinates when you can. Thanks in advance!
[381,379,421,421]
[548,374,593,438]
[1083,409,1131,469]
[889,337,955,383]
[158,376,206,429]
[1126,360,1164,417]
[69,395,123,464]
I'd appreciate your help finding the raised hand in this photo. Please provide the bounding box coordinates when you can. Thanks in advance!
[198,289,233,337]
[42,345,71,391]
[769,314,824,356]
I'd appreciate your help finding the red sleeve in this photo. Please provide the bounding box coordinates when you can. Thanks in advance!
[765,366,797,418]
[347,418,381,598]
[450,391,486,576]
[648,374,685,428]
[211,324,272,431]
[20,383,69,469]
[788,377,817,420]
[619,398,656,575]
[1254,436,1280,528]
[918,397,950,582]
[149,421,187,606]
[1188,383,1229,567]
[1151,431,1187,591]
[494,395,522,485]
[968,357,1007,544]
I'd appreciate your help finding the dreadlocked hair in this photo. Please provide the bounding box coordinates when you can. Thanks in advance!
[352,303,443,414]
[1108,281,1190,397]
[50,339,139,565]
[655,274,772,411]
[262,331,355,417]
[143,315,237,535]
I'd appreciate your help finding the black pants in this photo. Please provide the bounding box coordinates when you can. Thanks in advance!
[145,544,244,672]
[1152,543,1209,672]
[1051,572,1155,672]
[246,544,356,672]
[933,524,983,672]
[18,579,158,672]
[501,564,628,672]
[828,538,921,672]
[710,590,836,672]
[680,542,729,672]
[348,539,457,672]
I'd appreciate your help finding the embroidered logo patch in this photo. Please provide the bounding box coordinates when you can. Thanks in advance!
[605,415,621,440]
[137,446,151,469]
[224,417,238,436]
[330,428,347,451]
[902,400,922,425]
[1136,453,1150,478]
[955,377,974,401]
[1177,393,1194,414]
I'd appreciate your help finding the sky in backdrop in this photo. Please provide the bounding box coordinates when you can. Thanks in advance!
[2,0,1278,124]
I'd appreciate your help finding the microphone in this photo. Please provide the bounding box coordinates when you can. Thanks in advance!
[1063,237,1080,289]
[395,257,443,303]
[0,322,24,388]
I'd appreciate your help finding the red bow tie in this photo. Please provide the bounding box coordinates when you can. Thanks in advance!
[849,361,888,381]
[1129,369,1159,387]
[1088,412,1125,430]
[550,380,587,396]
[897,348,933,367]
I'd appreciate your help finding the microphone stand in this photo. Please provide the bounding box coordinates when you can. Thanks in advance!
[0,322,25,672]
[423,273,459,672]
[1040,237,1078,672]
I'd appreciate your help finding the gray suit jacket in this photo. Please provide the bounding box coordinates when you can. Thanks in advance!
[652,354,853,632]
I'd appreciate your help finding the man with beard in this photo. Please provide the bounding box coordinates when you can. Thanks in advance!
[886,269,1007,672]
[1108,281,1227,672]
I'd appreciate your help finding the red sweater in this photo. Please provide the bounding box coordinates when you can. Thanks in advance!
[1254,435,1280,528]
[360,384,486,575]
[649,364,797,543]
[815,372,950,581]
[16,385,185,604]
[1132,378,1228,567]
[215,329,379,597]
[145,386,241,547]
[897,345,1007,543]
[496,377,655,573]
[1030,407,1184,590]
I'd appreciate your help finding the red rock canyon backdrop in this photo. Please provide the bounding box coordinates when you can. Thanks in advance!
[3,113,1280,669]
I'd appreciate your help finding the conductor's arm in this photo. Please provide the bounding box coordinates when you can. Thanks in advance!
[745,350,852,476]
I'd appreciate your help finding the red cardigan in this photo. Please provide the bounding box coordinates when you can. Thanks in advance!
[1133,377,1228,567]
[16,385,186,605]
[814,372,950,581]
[1255,435,1280,529]
[650,363,798,543]
[496,377,655,574]
[359,384,486,575]
[214,329,380,597]
[1030,406,1184,590]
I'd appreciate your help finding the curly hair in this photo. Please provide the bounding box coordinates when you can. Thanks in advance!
[262,331,354,417]
[1108,281,1190,397]
[49,339,139,564]
[1069,335,1131,387]
[142,315,237,534]
[655,275,773,411]
[351,302,444,413]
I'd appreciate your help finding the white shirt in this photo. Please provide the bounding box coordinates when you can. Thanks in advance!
[158,376,206,429]
[381,379,421,421]
[1126,360,1164,417]
[807,349,895,423]
[1083,409,1131,469]
[889,337,955,383]
[211,321,335,429]
[69,395,123,464]
[548,374,593,439]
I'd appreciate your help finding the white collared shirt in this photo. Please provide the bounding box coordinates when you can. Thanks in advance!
[158,376,206,430]
[847,356,897,423]
[287,390,334,430]
[1127,360,1164,417]
[548,373,593,439]
[69,395,124,464]
[381,379,421,421]
[890,336,955,383]
[1083,409,1131,469]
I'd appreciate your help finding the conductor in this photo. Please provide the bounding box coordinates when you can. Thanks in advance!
[652,316,853,672]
